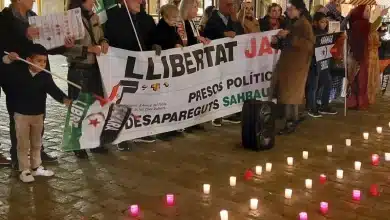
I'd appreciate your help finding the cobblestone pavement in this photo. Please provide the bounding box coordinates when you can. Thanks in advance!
[1,56,390,220]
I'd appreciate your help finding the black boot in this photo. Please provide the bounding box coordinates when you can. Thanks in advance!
[278,121,296,135]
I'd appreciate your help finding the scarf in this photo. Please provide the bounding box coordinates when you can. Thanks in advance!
[349,5,370,62]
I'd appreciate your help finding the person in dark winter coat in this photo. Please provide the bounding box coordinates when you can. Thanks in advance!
[260,3,286,32]
[1,0,75,167]
[153,4,183,50]
[203,0,243,127]
[104,0,159,148]
[305,12,337,118]
[105,0,156,51]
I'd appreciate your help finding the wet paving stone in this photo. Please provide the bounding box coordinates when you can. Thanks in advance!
[1,56,390,219]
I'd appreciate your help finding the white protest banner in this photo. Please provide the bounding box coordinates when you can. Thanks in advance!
[28,8,85,50]
[97,31,279,143]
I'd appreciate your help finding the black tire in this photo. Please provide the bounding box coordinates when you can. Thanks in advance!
[241,100,276,151]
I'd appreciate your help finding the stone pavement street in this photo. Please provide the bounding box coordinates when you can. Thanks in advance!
[1,56,390,219]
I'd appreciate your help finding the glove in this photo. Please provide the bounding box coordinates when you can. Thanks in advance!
[152,44,162,56]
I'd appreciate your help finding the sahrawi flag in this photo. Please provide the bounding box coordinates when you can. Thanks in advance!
[314,32,343,74]
[61,85,132,151]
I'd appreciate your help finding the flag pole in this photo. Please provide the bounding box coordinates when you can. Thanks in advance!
[343,32,347,116]
[123,0,143,52]
[4,51,82,90]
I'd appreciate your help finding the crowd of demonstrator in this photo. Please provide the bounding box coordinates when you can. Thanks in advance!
[0,0,387,182]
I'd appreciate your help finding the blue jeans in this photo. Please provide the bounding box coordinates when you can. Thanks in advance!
[306,67,332,112]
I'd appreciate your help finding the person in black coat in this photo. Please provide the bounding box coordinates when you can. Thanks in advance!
[259,3,286,32]
[203,0,243,127]
[1,1,75,167]
[105,1,157,51]
[153,4,183,50]
[203,0,244,41]
[104,0,160,148]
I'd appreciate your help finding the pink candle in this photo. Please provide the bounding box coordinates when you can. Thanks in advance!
[299,212,308,220]
[320,174,326,184]
[320,202,328,214]
[166,194,174,206]
[372,154,380,166]
[352,190,361,201]
[129,204,139,217]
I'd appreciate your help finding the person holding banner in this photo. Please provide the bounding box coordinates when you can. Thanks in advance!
[179,0,210,45]
[105,0,159,148]
[347,5,387,110]
[203,0,244,127]
[64,0,110,158]
[154,4,183,50]
[272,0,314,135]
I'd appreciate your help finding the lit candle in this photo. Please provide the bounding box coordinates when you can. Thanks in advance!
[129,204,139,217]
[370,184,379,196]
[302,151,308,159]
[249,198,258,210]
[255,166,262,175]
[287,157,294,166]
[285,188,292,199]
[346,139,351,146]
[354,161,361,171]
[299,212,308,220]
[305,179,312,189]
[352,190,361,201]
[166,194,174,205]
[385,153,390,161]
[220,210,228,220]
[377,127,383,134]
[265,163,272,172]
[320,202,328,214]
[320,174,327,183]
[372,154,380,166]
[229,176,236,187]
[326,145,333,153]
[203,184,210,194]
[336,169,343,179]
[363,132,369,140]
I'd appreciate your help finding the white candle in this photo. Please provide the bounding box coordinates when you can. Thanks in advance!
[255,166,262,175]
[249,198,258,210]
[285,189,292,199]
[265,163,272,172]
[229,176,236,187]
[346,139,351,146]
[203,184,210,194]
[377,127,383,134]
[354,161,361,171]
[305,179,312,189]
[302,151,308,159]
[327,145,333,153]
[363,132,369,140]
[220,210,228,220]
[287,157,294,166]
[385,153,390,161]
[336,169,343,179]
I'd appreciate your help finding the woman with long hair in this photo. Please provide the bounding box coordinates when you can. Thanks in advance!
[347,5,387,110]
[237,1,260,33]
[271,0,314,134]
[260,3,286,32]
